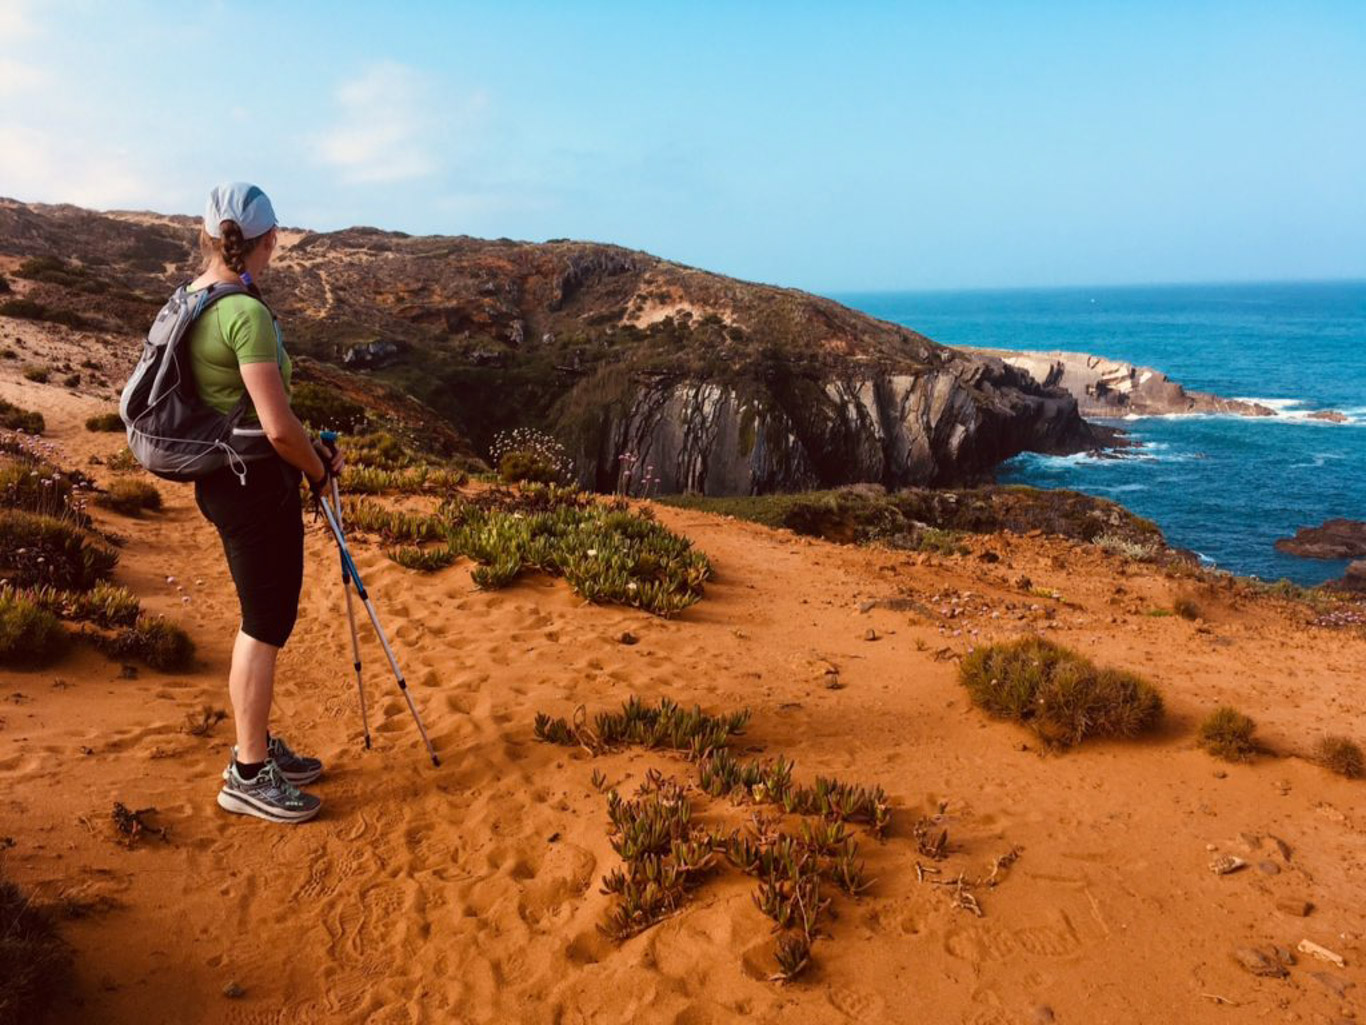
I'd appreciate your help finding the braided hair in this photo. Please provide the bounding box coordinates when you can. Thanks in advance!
[199,220,269,296]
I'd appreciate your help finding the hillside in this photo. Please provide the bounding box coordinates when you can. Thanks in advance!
[0,198,1102,492]
[1,378,1364,1024]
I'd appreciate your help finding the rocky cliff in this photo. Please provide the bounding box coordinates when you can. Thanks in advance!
[0,198,1104,493]
[966,348,1276,419]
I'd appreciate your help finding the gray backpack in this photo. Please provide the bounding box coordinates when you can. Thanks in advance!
[119,282,277,483]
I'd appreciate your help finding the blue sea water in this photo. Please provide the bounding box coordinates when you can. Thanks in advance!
[832,282,1366,586]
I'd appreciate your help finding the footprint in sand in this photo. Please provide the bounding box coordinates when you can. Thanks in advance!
[828,985,888,1020]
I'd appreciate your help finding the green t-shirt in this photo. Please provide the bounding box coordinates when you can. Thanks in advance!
[186,291,292,421]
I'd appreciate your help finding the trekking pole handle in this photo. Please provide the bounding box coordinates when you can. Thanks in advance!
[320,429,339,458]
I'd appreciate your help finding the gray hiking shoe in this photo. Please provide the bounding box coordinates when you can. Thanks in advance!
[217,759,322,824]
[267,733,323,785]
[227,734,323,786]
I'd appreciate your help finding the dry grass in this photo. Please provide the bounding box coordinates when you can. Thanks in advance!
[959,637,1164,748]
[95,478,162,516]
[0,875,73,1025]
[1198,706,1259,762]
[1312,735,1364,779]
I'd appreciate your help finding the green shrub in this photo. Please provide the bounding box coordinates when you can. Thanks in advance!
[21,365,49,384]
[1313,735,1363,779]
[290,381,369,433]
[0,298,46,320]
[387,544,458,572]
[85,412,124,433]
[0,398,44,434]
[98,617,195,672]
[0,273,9,294]
[445,485,709,616]
[0,589,70,667]
[21,581,141,629]
[62,373,80,388]
[0,509,118,590]
[959,637,1163,748]
[1198,706,1258,762]
[1094,532,1158,561]
[343,465,465,495]
[491,428,574,485]
[0,455,90,524]
[95,478,161,516]
[0,874,73,1023]
[348,431,411,469]
[339,497,444,544]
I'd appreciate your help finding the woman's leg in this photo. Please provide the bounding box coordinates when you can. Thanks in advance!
[229,629,278,763]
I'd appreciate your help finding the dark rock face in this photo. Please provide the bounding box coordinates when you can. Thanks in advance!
[588,360,1089,494]
[1325,560,1366,592]
[1275,519,1366,560]
[0,198,1104,493]
[969,349,1276,419]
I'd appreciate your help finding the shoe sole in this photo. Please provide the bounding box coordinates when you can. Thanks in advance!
[217,788,321,824]
[280,766,323,786]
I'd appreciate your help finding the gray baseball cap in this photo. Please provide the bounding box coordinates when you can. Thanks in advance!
[203,182,278,240]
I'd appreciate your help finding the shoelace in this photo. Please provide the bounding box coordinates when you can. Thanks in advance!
[257,761,303,801]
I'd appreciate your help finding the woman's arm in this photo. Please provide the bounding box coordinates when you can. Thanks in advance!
[240,363,331,483]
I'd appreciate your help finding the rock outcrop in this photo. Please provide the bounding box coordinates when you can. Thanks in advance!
[0,198,1105,493]
[1274,519,1366,560]
[966,348,1276,419]
[1325,560,1366,593]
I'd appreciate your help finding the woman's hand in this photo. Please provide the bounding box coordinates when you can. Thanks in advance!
[313,439,345,480]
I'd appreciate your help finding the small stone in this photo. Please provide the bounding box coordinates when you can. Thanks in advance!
[1298,939,1346,967]
[619,631,639,646]
[1276,899,1313,917]
[1213,770,1228,779]
[1210,855,1247,875]
[1233,947,1288,978]
[223,982,245,999]
[1258,860,1281,876]
[863,628,878,641]
[1239,832,1263,850]
[1268,835,1293,861]
[1033,1006,1056,1024]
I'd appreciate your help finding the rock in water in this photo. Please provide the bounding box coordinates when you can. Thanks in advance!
[1275,519,1366,560]
[961,348,1277,418]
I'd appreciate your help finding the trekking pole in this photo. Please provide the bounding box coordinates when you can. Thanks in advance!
[321,432,372,751]
[316,437,439,767]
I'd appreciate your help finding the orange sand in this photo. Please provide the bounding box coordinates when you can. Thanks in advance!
[2,368,1364,1025]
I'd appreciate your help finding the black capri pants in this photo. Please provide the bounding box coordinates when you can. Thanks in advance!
[194,457,305,648]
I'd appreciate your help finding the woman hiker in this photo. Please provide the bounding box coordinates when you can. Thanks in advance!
[189,182,343,824]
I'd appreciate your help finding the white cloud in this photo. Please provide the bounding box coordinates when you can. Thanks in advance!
[315,62,437,185]
[0,0,37,37]
[0,55,44,95]
[0,122,153,209]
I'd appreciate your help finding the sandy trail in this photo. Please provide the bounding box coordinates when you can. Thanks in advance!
[2,374,1364,1025]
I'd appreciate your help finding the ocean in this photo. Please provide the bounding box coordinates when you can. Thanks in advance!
[833,282,1366,586]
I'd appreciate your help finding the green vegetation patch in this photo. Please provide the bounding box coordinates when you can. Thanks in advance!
[84,412,125,432]
[662,484,1163,552]
[95,479,162,516]
[959,636,1164,748]
[0,588,71,667]
[95,616,196,672]
[534,698,889,982]
[0,399,44,434]
[0,509,118,590]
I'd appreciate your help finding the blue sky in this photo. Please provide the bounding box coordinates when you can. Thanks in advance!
[0,1,1362,291]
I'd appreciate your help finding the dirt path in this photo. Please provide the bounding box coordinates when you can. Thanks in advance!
[2,376,1364,1024]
